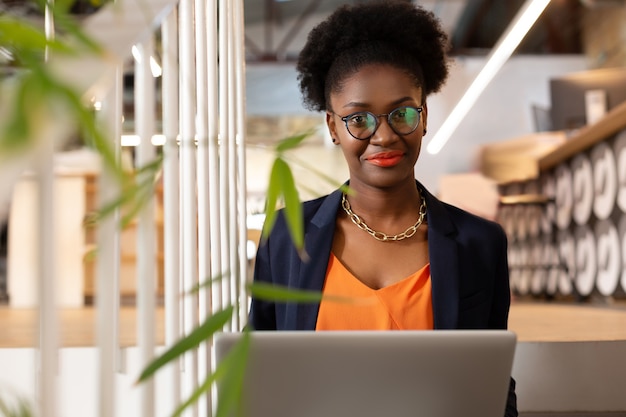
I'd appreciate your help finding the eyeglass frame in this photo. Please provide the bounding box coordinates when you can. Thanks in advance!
[331,106,424,141]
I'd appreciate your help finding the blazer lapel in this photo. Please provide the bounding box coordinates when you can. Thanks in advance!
[291,189,342,330]
[420,184,460,329]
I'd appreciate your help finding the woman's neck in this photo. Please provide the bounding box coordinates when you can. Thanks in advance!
[344,180,423,219]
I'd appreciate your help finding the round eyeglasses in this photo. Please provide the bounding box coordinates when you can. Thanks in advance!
[335,106,423,140]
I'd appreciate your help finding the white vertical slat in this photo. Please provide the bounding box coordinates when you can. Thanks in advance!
[234,0,248,329]
[179,0,199,414]
[207,0,223,319]
[195,0,209,286]
[194,0,211,414]
[40,3,58,416]
[161,5,182,408]
[207,5,222,413]
[218,0,232,329]
[134,38,157,417]
[96,66,122,417]
[36,125,58,417]
[227,0,239,330]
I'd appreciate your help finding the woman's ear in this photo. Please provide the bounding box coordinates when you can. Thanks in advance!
[326,111,339,144]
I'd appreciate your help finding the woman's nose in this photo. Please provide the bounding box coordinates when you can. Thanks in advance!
[369,117,400,145]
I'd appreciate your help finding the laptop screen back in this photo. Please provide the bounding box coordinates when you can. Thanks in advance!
[214,330,516,417]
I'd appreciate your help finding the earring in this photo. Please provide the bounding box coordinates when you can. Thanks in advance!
[423,129,427,135]
[332,138,337,143]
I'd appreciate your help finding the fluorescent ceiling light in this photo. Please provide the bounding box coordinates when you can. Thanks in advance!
[121,134,166,146]
[131,45,141,63]
[149,56,162,78]
[121,134,141,147]
[426,0,551,155]
[131,45,162,78]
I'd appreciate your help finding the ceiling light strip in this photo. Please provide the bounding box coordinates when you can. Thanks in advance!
[426,0,551,155]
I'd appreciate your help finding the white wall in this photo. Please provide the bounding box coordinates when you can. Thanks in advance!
[245,55,588,195]
[0,347,176,417]
[7,174,86,308]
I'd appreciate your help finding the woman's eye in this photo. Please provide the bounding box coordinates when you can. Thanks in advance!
[349,114,368,126]
[393,109,408,120]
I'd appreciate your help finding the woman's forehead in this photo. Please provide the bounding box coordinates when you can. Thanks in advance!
[331,64,424,108]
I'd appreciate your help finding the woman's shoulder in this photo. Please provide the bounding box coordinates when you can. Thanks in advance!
[271,190,341,233]
[301,193,332,211]
[300,188,344,218]
[432,197,505,238]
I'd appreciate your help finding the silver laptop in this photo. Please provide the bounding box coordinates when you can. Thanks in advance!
[213,330,516,417]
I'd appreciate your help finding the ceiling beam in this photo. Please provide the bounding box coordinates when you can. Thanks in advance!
[247,0,322,63]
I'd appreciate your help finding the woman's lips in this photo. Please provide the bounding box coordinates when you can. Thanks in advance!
[366,151,404,167]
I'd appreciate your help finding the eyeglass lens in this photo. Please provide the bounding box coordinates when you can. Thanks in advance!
[343,106,421,140]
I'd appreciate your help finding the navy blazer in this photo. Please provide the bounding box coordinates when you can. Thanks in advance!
[249,182,517,417]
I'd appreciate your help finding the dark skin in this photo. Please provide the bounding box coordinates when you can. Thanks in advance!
[326,63,430,290]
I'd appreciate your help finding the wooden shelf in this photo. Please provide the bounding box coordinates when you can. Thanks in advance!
[499,194,554,206]
[83,175,165,302]
[539,100,626,171]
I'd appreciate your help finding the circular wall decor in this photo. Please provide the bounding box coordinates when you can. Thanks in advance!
[594,219,620,296]
[571,153,593,225]
[591,142,618,220]
[555,164,573,230]
[574,225,597,297]
[540,173,556,235]
[557,229,576,295]
[613,130,626,212]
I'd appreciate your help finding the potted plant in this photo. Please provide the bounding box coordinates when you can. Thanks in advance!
[0,2,333,416]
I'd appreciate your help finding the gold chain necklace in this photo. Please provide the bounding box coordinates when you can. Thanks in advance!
[341,193,427,242]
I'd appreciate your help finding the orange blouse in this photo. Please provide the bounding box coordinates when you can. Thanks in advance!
[315,253,434,330]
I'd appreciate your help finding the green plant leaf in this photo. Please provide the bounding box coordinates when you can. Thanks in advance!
[48,75,123,181]
[83,181,138,227]
[0,16,72,55]
[248,282,323,303]
[169,373,212,417]
[136,306,234,384]
[261,158,282,241]
[186,272,230,295]
[169,331,251,417]
[260,157,306,256]
[0,393,34,417]
[45,0,75,15]
[119,176,163,228]
[275,130,313,153]
[52,6,105,54]
[84,175,153,229]
[214,330,251,417]
[248,282,354,304]
[30,0,75,17]
[81,149,162,230]
[2,76,34,150]
[275,158,305,255]
[283,152,345,191]
[135,154,165,176]
[23,0,105,54]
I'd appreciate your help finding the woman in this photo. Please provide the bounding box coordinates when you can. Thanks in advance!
[248,1,517,416]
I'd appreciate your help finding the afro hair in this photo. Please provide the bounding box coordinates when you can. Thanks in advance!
[296,0,450,112]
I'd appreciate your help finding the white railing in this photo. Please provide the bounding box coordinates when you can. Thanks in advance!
[24,0,249,416]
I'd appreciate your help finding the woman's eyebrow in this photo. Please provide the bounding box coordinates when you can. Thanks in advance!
[342,97,418,110]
